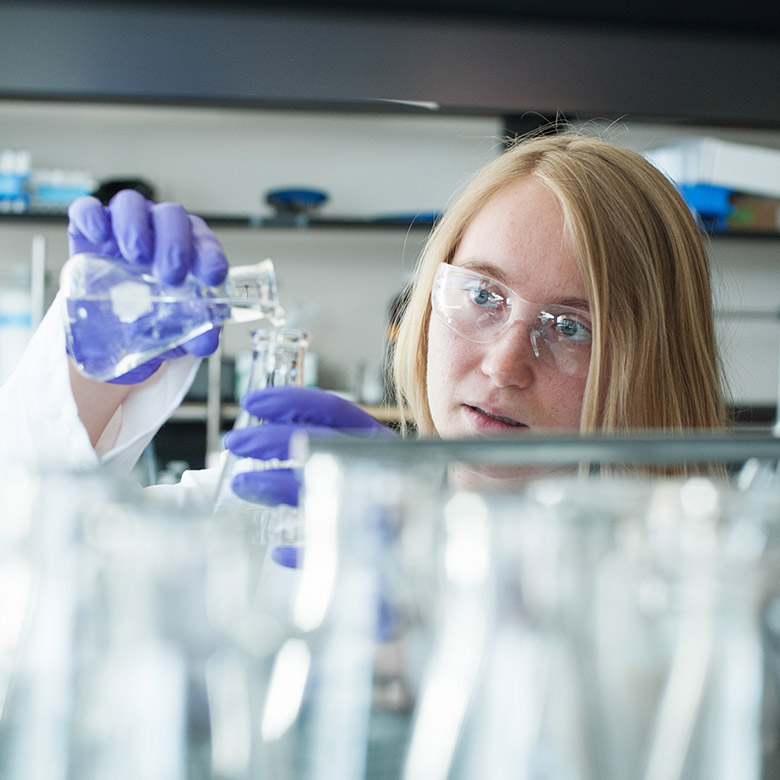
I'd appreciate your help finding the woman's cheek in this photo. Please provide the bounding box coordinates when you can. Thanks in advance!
[427,321,485,428]
[427,320,475,384]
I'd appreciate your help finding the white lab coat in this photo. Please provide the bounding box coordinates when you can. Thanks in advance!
[0,293,222,512]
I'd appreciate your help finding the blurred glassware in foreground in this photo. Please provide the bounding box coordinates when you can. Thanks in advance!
[295,450,445,780]
[5,437,780,780]
[62,253,285,381]
[0,468,152,780]
[0,465,325,780]
[297,442,780,780]
[435,477,780,780]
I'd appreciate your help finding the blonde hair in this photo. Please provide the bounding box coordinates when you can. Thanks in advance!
[393,131,728,437]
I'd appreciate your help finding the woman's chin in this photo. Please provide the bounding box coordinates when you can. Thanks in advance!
[447,462,577,493]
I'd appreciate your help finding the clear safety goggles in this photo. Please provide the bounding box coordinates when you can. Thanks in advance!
[431,263,592,378]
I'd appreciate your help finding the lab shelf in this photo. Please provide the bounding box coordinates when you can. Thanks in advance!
[171,400,402,425]
[169,401,240,423]
[0,212,438,231]
[1,211,779,238]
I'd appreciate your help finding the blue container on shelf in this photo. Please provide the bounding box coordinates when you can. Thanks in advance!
[678,183,733,232]
[265,187,329,215]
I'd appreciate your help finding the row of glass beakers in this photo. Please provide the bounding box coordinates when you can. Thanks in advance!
[4,452,780,779]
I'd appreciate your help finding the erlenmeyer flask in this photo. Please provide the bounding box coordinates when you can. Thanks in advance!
[62,252,285,381]
[212,327,309,582]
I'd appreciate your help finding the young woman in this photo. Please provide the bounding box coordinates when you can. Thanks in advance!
[393,132,727,438]
[0,130,729,507]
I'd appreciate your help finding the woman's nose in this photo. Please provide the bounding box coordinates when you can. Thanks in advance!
[480,323,537,388]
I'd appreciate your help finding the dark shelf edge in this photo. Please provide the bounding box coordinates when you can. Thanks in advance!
[0,212,438,231]
[3,211,779,238]
[730,405,778,427]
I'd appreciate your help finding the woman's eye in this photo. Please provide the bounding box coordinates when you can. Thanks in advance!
[555,316,591,342]
[468,286,503,309]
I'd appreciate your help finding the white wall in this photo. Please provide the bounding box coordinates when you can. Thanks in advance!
[0,101,504,391]
[0,101,503,217]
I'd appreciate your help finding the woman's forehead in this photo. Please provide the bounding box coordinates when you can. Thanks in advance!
[453,179,585,303]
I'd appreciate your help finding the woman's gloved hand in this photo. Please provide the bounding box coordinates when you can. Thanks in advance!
[67,189,229,383]
[224,385,396,508]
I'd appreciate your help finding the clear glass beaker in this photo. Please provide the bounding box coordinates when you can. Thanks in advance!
[0,468,142,780]
[289,448,446,780]
[212,327,309,581]
[0,467,271,780]
[435,476,780,780]
[61,252,285,381]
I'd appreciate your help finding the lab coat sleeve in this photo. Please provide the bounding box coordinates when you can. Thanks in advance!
[0,292,200,476]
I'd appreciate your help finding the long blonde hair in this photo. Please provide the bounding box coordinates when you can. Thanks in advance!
[393,131,728,436]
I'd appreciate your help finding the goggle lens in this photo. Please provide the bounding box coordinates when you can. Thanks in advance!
[431,263,592,377]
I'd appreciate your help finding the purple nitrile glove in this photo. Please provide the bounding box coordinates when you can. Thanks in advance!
[66,190,229,383]
[224,386,396,508]
[224,386,397,569]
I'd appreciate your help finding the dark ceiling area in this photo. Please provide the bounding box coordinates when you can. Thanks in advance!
[5,0,780,126]
[31,0,780,37]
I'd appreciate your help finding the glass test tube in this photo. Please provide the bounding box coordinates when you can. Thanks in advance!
[212,327,309,582]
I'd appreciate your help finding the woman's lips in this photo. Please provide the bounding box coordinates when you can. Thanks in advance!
[465,405,528,432]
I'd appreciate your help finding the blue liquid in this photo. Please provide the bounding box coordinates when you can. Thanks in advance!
[66,295,230,381]
[62,253,283,381]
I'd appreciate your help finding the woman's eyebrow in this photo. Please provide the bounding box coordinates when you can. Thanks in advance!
[455,259,509,284]
[553,297,590,311]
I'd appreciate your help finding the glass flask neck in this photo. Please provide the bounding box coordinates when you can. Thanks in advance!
[219,259,285,325]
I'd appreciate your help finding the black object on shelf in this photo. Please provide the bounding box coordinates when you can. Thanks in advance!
[92,178,157,205]
[153,421,208,471]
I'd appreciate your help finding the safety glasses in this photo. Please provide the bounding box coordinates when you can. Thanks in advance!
[431,263,592,377]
